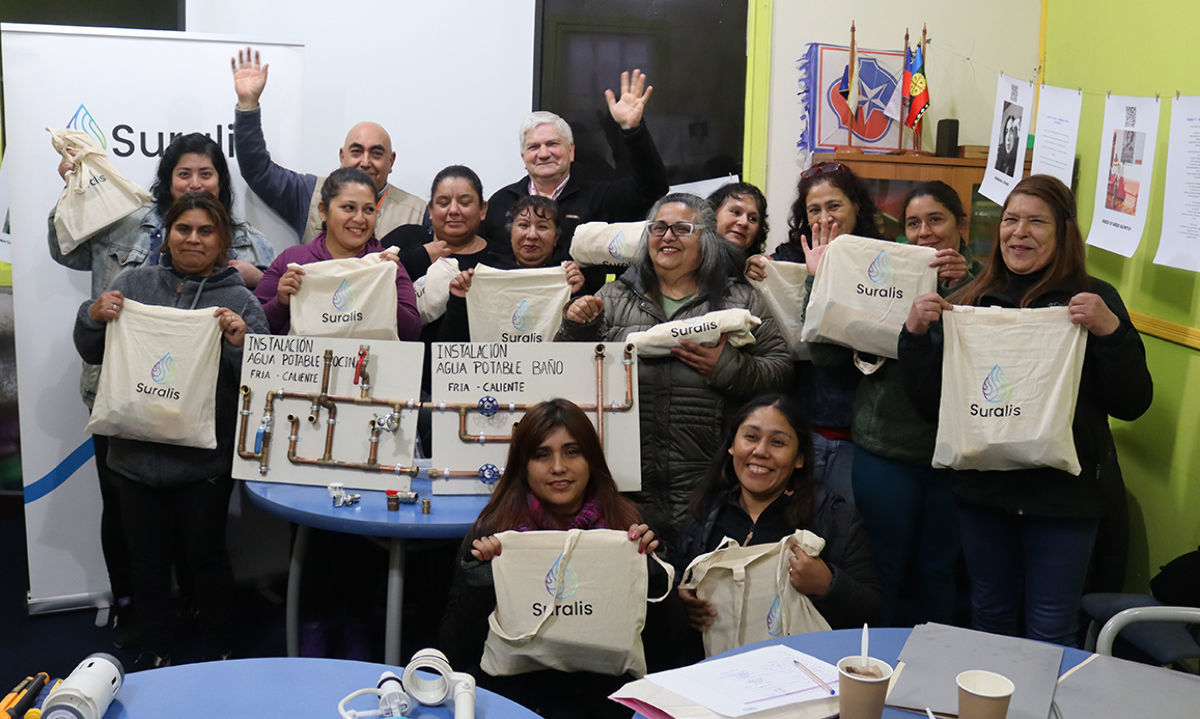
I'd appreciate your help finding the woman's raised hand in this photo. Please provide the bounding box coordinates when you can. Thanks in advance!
[787,544,833,596]
[1069,292,1120,336]
[89,290,124,323]
[562,261,585,294]
[904,292,952,335]
[744,253,770,282]
[565,296,604,324]
[801,217,840,274]
[628,523,659,555]
[678,586,717,630]
[930,247,969,285]
[213,307,250,347]
[449,268,475,298]
[470,535,502,561]
[276,264,305,305]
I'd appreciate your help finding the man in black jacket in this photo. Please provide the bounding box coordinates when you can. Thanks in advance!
[480,69,669,270]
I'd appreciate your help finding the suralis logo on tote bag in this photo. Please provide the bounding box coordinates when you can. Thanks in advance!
[856,249,904,298]
[670,315,720,339]
[501,299,543,342]
[970,363,1020,417]
[766,593,785,636]
[323,278,363,324]
[532,552,593,617]
[137,352,181,400]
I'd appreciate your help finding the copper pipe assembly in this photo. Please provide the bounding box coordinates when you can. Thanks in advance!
[237,342,638,476]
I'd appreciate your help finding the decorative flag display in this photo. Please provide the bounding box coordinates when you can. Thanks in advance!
[1153,95,1200,272]
[1030,84,1083,188]
[979,74,1035,205]
[1086,95,1161,257]
[797,43,906,154]
[904,43,930,129]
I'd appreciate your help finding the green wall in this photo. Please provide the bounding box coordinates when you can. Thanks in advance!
[1046,0,1200,588]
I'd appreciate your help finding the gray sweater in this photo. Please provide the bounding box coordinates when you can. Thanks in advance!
[74,265,269,486]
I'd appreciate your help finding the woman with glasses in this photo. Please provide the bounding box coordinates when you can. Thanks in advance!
[556,192,791,556]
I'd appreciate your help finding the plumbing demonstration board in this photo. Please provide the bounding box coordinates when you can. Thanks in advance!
[429,341,641,495]
[232,335,424,491]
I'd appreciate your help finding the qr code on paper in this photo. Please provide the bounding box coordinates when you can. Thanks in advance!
[1124,106,1137,128]
[1010,84,1019,102]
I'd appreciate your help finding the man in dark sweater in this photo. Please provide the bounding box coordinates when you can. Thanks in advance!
[480,69,669,273]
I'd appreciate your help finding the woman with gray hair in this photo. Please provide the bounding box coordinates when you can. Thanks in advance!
[556,192,792,555]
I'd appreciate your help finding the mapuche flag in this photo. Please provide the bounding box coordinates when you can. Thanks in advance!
[905,43,929,129]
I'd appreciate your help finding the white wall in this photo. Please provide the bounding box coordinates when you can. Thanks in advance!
[764,1,1042,247]
[187,1,536,203]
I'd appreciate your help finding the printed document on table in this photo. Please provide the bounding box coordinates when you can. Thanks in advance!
[646,644,839,717]
[1031,84,1083,187]
[1154,95,1200,272]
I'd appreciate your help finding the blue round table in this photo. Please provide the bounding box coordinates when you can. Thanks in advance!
[243,475,490,665]
[104,657,539,718]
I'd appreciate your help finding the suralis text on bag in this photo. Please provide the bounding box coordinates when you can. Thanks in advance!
[322,311,364,324]
[136,382,181,400]
[670,320,718,338]
[531,600,593,617]
[969,403,1021,417]
[855,283,904,298]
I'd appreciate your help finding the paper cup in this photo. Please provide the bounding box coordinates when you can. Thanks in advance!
[837,655,894,719]
[956,669,1015,719]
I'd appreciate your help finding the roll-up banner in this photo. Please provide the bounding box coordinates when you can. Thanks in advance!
[1,24,303,612]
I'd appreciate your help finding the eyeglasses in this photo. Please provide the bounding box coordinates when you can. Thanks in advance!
[647,221,699,238]
[800,162,848,180]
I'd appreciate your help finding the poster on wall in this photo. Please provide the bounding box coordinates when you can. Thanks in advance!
[797,43,906,156]
[979,74,1035,205]
[1154,95,1200,272]
[2,24,304,612]
[1030,84,1083,188]
[1086,95,1161,257]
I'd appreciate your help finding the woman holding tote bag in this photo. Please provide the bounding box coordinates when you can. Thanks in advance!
[675,394,880,662]
[439,399,662,719]
[557,192,792,555]
[898,175,1152,647]
[74,192,269,667]
[439,195,586,340]
[254,166,420,339]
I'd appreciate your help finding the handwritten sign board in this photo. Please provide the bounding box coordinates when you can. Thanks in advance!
[430,342,641,495]
[233,335,424,492]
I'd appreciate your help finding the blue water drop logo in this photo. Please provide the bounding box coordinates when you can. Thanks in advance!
[511,298,532,332]
[66,104,107,150]
[607,231,627,260]
[982,364,1011,404]
[151,353,175,385]
[766,593,784,637]
[544,553,579,599]
[332,279,355,311]
[867,249,894,285]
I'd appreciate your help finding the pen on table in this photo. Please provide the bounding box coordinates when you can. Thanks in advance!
[793,659,836,695]
[23,678,62,719]
[0,678,33,712]
[4,673,48,719]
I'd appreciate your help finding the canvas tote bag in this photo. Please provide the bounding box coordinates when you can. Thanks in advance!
[569,220,646,267]
[482,528,674,677]
[933,305,1087,475]
[49,128,152,254]
[465,263,571,342]
[288,254,398,339]
[749,259,811,360]
[626,308,761,358]
[86,300,222,449]
[801,235,938,359]
[414,257,460,324]
[679,529,832,657]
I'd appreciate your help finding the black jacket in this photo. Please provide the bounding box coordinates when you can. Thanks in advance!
[896,271,1152,518]
[675,483,882,631]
